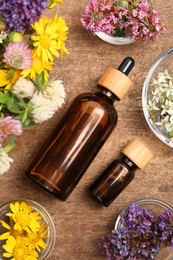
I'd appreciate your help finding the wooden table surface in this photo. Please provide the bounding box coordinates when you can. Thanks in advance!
[2,1,173,259]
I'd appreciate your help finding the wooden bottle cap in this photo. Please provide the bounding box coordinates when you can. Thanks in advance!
[97,67,132,100]
[122,138,153,169]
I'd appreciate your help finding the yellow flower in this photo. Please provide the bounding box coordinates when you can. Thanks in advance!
[3,235,38,260]
[31,15,69,63]
[6,202,41,233]
[0,220,24,240]
[55,16,70,56]
[0,69,21,90]
[27,223,47,252]
[21,50,53,81]
[48,0,64,9]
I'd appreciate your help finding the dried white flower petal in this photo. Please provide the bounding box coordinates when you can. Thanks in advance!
[30,93,57,124]
[43,80,66,107]
[12,77,35,98]
[0,146,13,176]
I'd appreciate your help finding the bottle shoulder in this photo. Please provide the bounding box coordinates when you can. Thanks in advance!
[74,92,118,124]
[75,92,117,113]
[110,159,136,174]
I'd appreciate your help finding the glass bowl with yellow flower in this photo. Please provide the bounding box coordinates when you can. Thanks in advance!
[0,199,56,260]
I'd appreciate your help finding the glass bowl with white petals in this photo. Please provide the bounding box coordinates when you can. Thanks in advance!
[142,47,173,148]
[0,199,56,260]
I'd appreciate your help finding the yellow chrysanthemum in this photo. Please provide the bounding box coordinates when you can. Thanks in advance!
[27,223,47,252]
[0,220,24,240]
[21,50,53,81]
[6,202,41,233]
[3,235,38,260]
[55,16,69,56]
[48,0,64,9]
[0,69,21,90]
[31,15,69,63]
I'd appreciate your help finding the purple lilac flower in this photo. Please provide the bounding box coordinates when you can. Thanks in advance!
[0,116,22,142]
[99,203,173,259]
[120,203,157,232]
[99,228,160,259]
[99,228,131,260]
[0,0,49,32]
[157,210,173,248]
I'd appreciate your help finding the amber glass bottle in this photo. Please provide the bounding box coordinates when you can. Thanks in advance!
[89,138,153,207]
[25,57,134,201]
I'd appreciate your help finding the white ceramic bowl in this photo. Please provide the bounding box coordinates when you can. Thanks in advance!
[96,32,134,45]
[115,198,173,230]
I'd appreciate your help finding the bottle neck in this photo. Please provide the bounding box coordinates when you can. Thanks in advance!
[96,86,119,105]
[120,155,138,171]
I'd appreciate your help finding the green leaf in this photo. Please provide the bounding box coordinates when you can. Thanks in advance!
[4,136,16,153]
[113,23,126,37]
[4,143,16,153]
[5,70,14,80]
[37,72,47,92]
[22,109,28,124]
[0,62,6,69]
[10,136,16,143]
[14,114,23,121]
[0,112,4,119]
[168,132,173,138]
[23,119,35,128]
[0,92,11,104]
[117,1,129,8]
[6,96,21,114]
[37,71,45,85]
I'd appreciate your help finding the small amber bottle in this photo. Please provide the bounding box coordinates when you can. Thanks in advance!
[89,138,153,207]
[25,57,134,201]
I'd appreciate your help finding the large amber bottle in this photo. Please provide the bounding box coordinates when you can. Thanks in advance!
[25,57,135,200]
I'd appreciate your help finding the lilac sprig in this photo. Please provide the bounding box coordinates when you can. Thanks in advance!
[0,0,49,32]
[120,203,157,234]
[158,210,173,248]
[99,203,173,259]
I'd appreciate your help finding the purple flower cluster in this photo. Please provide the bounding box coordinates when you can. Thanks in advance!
[81,0,118,35]
[118,0,166,41]
[157,210,173,248]
[81,0,166,41]
[99,204,173,260]
[0,0,49,32]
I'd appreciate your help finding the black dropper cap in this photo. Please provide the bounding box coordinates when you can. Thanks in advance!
[117,57,135,76]
[97,57,134,100]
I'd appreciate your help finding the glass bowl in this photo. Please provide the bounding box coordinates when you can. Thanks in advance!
[0,199,56,260]
[115,198,173,260]
[115,198,173,229]
[96,32,134,45]
[142,47,173,148]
